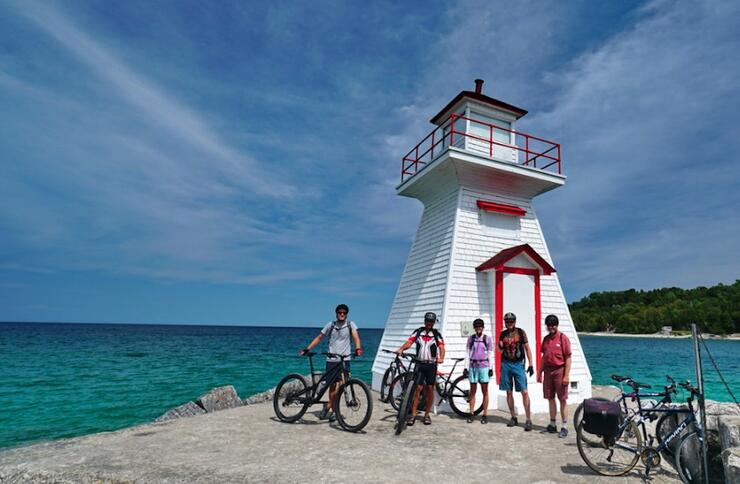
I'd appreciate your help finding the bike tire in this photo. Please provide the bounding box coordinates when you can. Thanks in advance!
[272,373,310,423]
[380,366,395,403]
[574,397,612,447]
[389,371,413,412]
[576,419,642,477]
[655,413,680,459]
[675,431,707,483]
[395,379,417,435]
[334,378,373,432]
[448,375,484,417]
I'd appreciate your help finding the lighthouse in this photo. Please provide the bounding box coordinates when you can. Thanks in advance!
[372,80,591,413]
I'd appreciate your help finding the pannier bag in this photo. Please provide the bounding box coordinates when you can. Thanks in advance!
[582,398,623,437]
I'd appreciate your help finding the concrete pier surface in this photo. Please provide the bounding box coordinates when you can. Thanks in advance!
[0,390,680,483]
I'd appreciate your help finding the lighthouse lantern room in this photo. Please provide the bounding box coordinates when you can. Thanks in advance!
[372,80,591,413]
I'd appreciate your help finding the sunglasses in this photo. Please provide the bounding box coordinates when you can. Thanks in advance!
[336,311,347,315]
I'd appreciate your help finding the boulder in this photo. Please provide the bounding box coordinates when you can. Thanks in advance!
[719,416,740,450]
[196,385,242,412]
[155,401,206,423]
[722,447,740,484]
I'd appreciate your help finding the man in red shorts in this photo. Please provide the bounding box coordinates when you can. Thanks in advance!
[539,314,571,438]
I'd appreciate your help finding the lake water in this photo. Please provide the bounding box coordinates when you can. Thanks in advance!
[1,323,737,449]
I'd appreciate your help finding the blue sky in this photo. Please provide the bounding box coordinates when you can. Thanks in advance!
[1,0,738,327]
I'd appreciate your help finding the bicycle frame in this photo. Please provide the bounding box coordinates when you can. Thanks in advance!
[433,358,465,401]
[303,353,351,405]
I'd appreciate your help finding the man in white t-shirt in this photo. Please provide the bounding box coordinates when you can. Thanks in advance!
[301,304,363,421]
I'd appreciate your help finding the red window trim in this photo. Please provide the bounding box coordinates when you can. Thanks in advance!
[476,200,526,217]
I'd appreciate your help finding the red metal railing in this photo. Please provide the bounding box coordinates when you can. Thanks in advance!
[401,113,561,183]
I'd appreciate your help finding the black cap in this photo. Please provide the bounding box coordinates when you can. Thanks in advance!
[424,312,437,322]
[335,304,349,313]
[545,314,559,326]
[473,318,485,327]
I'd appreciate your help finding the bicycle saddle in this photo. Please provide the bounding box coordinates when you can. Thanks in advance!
[610,374,631,382]
[452,357,465,362]
[630,380,652,389]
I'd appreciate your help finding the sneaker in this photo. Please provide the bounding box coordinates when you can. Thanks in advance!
[481,416,487,424]
[524,420,532,432]
[546,424,558,433]
[559,427,569,438]
[318,406,330,420]
[507,416,518,427]
[467,415,474,423]
[326,411,336,423]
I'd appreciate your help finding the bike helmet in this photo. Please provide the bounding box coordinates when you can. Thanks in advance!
[473,318,485,328]
[545,314,559,326]
[503,312,517,322]
[335,304,349,314]
[423,311,437,322]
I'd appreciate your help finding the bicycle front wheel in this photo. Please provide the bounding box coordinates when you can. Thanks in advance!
[448,375,484,417]
[389,371,412,412]
[380,366,395,403]
[675,431,707,483]
[576,419,642,476]
[334,379,373,432]
[395,379,417,435]
[272,373,310,423]
[655,413,680,459]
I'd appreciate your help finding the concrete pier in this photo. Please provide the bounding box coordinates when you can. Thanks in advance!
[0,388,680,484]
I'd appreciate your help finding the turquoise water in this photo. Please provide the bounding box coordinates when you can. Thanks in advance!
[0,323,737,450]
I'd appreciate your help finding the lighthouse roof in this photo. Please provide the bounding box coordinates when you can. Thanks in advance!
[476,243,555,275]
[430,90,528,125]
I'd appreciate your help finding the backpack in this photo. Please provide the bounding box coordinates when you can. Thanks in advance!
[467,334,491,352]
[412,327,442,359]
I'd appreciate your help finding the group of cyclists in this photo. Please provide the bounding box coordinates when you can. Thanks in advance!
[299,304,573,435]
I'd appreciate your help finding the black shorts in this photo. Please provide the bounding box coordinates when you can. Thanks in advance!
[325,361,350,384]
[416,362,437,386]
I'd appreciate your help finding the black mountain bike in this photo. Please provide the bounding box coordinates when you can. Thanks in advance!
[379,349,415,403]
[577,380,706,482]
[394,356,483,435]
[272,352,373,432]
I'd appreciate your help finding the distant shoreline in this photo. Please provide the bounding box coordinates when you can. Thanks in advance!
[578,331,740,341]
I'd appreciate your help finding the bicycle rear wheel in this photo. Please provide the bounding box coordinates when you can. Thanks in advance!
[576,419,642,476]
[574,397,612,447]
[272,373,310,423]
[389,371,412,412]
[675,431,707,483]
[334,379,373,432]
[448,375,484,417]
[395,379,417,435]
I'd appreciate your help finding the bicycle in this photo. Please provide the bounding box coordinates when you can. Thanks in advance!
[576,380,706,483]
[272,351,373,432]
[394,356,483,435]
[379,349,415,403]
[574,374,677,451]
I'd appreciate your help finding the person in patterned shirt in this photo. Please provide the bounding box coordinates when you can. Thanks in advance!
[498,312,534,431]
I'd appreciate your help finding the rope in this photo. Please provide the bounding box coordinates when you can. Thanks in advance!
[698,330,740,409]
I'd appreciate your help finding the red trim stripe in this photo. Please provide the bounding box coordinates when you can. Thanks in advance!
[476,200,526,217]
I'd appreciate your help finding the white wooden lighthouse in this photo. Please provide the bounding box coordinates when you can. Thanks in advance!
[372,80,591,413]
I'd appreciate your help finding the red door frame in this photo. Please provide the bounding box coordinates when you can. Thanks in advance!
[493,266,542,384]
